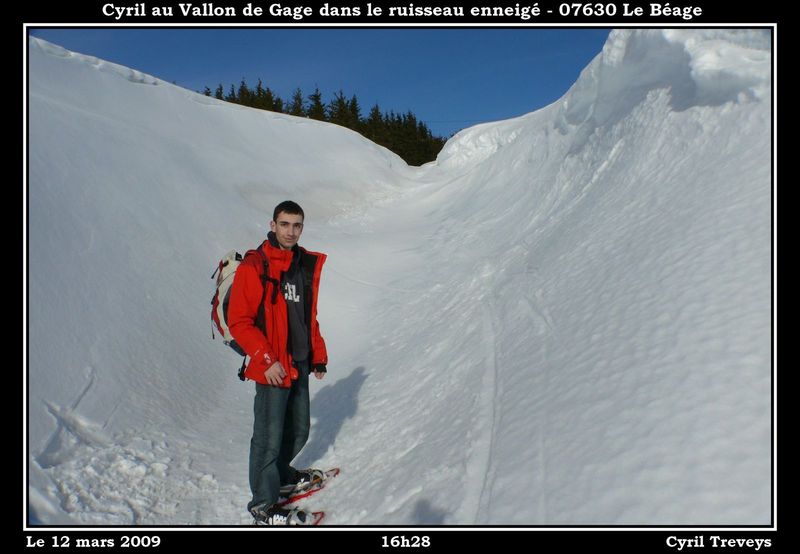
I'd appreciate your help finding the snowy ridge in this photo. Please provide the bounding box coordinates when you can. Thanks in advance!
[27,29,772,525]
[437,29,771,170]
[31,38,164,86]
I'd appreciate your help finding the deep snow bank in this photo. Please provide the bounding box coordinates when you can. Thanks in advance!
[363,28,773,524]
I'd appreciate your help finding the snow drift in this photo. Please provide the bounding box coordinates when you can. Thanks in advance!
[26,29,772,526]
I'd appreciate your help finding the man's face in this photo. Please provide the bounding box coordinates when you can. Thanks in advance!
[270,212,304,250]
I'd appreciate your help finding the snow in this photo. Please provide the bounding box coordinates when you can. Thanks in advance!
[25,28,772,526]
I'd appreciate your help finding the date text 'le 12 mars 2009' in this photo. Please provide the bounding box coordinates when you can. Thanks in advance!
[26,536,162,549]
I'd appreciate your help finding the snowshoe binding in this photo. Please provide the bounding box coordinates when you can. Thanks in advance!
[251,503,324,526]
[277,468,340,506]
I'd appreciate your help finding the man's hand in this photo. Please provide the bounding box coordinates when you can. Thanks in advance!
[313,370,326,380]
[264,361,287,386]
[313,364,327,380]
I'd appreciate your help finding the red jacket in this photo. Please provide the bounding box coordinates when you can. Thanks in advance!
[227,236,328,387]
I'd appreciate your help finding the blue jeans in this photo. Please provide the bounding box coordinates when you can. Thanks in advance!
[247,360,310,511]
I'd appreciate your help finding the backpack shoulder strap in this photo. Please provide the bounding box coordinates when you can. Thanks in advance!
[236,246,280,382]
[245,246,281,304]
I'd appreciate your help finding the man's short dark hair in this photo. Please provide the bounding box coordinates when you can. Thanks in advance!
[273,201,305,222]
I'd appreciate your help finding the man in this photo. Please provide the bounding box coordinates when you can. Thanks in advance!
[227,200,328,526]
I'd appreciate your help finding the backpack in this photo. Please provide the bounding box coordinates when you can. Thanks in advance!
[210,247,279,380]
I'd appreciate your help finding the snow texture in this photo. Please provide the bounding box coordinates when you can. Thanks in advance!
[26,29,772,526]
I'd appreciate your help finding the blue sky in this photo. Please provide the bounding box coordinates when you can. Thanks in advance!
[29,28,610,137]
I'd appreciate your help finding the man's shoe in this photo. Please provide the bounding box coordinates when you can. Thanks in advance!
[279,468,326,496]
[250,503,315,526]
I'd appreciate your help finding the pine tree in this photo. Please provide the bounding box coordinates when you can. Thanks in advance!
[367,103,383,126]
[328,89,350,127]
[263,87,276,111]
[397,112,416,164]
[348,94,362,129]
[364,103,383,140]
[307,86,326,121]
[289,88,305,116]
[203,86,212,96]
[238,78,252,106]
[215,84,224,100]
[255,79,266,110]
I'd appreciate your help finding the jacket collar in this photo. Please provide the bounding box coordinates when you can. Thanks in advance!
[263,231,301,271]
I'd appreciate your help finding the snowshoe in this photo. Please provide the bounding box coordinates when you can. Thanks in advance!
[251,503,323,526]
[277,468,340,506]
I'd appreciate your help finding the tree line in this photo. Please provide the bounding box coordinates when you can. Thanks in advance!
[203,79,447,166]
